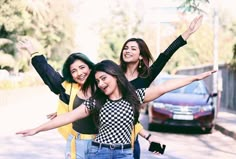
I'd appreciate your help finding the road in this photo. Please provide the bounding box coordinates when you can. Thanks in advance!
[0,85,236,159]
[139,113,236,159]
[0,86,64,159]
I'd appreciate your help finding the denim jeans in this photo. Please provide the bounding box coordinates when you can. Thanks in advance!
[65,134,93,159]
[87,145,133,159]
[133,136,140,159]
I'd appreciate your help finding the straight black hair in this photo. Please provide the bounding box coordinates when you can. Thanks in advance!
[82,60,141,127]
[62,52,94,83]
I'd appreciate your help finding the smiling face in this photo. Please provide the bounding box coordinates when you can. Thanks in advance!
[95,71,119,97]
[70,59,91,85]
[122,41,142,64]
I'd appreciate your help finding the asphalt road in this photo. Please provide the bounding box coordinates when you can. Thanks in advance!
[0,86,65,159]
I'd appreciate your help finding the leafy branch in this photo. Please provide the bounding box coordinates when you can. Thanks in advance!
[177,0,210,14]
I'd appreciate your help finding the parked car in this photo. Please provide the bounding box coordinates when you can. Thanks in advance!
[148,75,217,133]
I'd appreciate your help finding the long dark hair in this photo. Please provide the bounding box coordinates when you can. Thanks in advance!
[82,60,141,126]
[119,38,154,78]
[62,52,94,83]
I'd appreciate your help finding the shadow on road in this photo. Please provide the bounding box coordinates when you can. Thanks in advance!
[149,125,206,135]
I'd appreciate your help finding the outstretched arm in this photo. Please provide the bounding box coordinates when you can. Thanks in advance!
[181,15,203,41]
[144,70,216,103]
[18,39,64,95]
[147,15,203,85]
[16,104,89,137]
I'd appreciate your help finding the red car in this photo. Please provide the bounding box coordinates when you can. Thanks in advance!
[148,75,217,133]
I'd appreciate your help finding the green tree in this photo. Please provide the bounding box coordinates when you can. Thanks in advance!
[157,16,235,73]
[178,0,210,13]
[229,44,236,70]
[0,0,28,71]
[0,0,76,72]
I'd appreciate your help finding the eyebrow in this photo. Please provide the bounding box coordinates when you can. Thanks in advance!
[98,74,106,79]
[97,73,108,81]
[70,64,85,70]
[125,45,138,48]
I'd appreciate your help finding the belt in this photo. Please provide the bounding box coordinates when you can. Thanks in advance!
[70,129,96,159]
[92,141,131,150]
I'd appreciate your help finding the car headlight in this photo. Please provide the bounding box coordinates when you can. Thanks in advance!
[153,102,165,109]
[200,105,213,112]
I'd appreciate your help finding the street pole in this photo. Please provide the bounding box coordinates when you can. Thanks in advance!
[156,20,161,59]
[212,1,219,119]
[213,3,219,92]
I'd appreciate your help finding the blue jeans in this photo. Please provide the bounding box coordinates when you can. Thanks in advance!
[133,136,140,159]
[88,145,133,159]
[65,134,93,159]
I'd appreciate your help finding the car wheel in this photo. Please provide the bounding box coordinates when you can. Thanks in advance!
[148,123,155,131]
[148,123,164,132]
[203,126,213,134]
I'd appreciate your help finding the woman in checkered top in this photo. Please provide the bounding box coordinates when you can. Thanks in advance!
[16,60,215,159]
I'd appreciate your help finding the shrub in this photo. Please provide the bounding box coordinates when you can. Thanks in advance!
[0,72,44,90]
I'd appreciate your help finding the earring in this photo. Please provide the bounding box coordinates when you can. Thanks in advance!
[139,59,142,68]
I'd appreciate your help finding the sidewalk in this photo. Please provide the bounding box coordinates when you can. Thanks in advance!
[215,108,236,140]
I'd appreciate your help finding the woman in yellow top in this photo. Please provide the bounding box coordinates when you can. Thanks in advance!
[19,40,97,159]
[18,41,159,159]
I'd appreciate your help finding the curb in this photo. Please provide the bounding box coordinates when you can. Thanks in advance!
[215,123,236,140]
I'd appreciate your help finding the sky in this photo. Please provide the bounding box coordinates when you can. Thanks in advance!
[72,1,110,63]
[71,0,236,62]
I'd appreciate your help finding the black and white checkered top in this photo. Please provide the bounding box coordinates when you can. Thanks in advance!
[83,88,145,144]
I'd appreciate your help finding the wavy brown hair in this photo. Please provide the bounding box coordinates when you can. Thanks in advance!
[119,38,154,78]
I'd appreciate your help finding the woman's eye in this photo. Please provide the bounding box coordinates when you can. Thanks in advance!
[124,47,128,50]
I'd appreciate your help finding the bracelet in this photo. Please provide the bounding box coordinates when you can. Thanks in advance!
[145,134,151,141]
[31,51,39,56]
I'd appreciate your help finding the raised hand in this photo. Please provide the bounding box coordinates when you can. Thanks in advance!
[182,15,203,40]
[188,15,203,34]
[17,39,38,54]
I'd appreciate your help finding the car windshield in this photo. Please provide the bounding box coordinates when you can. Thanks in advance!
[157,77,208,95]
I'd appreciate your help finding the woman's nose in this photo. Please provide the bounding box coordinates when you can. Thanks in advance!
[98,81,104,88]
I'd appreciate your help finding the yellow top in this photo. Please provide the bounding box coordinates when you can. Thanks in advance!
[131,122,144,148]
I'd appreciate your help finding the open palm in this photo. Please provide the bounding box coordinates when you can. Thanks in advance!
[188,15,203,34]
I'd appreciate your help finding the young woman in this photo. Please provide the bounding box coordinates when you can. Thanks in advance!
[18,40,97,159]
[16,60,216,159]
[19,14,203,159]
[18,41,160,159]
[120,15,203,159]
[18,40,161,159]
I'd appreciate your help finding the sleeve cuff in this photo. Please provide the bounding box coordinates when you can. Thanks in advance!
[31,52,43,58]
[179,35,187,44]
[134,122,144,135]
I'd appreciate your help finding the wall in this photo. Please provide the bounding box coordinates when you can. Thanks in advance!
[176,64,236,111]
